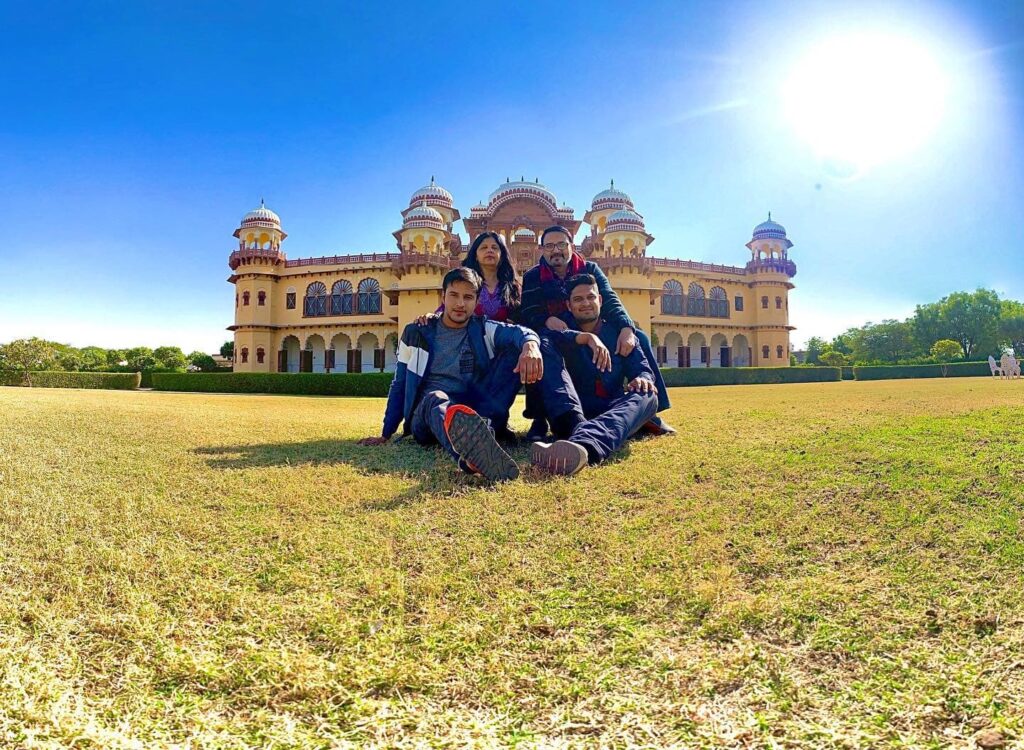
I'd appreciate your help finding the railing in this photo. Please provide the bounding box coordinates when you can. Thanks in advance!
[649,257,748,275]
[745,258,797,277]
[285,253,399,267]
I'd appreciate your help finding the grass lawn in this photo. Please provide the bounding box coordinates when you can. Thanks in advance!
[1,379,1023,748]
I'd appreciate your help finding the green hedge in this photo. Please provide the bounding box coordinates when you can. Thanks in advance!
[152,372,395,396]
[660,366,841,387]
[841,366,856,380]
[0,371,141,389]
[852,361,991,381]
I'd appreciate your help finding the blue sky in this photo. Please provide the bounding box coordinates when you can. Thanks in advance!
[1,0,1021,353]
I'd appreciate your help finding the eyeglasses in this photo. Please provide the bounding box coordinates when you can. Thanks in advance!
[542,241,570,252]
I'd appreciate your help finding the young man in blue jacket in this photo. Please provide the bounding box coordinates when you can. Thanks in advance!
[530,274,659,475]
[520,225,674,439]
[359,268,543,482]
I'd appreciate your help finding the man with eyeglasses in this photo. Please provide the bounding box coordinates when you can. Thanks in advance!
[520,225,674,440]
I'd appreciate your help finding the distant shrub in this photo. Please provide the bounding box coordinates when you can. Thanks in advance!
[852,362,990,380]
[0,371,141,389]
[152,372,394,396]
[841,366,856,380]
[660,367,841,387]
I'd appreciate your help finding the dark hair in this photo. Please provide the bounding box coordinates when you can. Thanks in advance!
[464,232,522,310]
[540,225,573,245]
[442,267,482,295]
[566,273,598,298]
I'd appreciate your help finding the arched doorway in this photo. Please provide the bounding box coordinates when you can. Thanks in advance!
[305,334,326,373]
[357,332,379,373]
[329,333,351,373]
[280,335,301,373]
[709,333,728,367]
[663,331,683,367]
[687,332,707,367]
[732,334,750,367]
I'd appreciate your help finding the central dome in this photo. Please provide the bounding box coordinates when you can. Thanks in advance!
[487,178,558,211]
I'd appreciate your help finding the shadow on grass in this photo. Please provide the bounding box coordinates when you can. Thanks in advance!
[195,434,638,508]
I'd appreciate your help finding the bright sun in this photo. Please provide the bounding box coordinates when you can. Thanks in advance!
[781,32,949,174]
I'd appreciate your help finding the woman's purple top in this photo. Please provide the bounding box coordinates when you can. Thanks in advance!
[437,282,513,322]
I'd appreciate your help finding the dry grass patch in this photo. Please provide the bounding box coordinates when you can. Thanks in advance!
[0,379,1022,748]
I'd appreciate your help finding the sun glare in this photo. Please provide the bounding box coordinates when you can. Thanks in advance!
[782,32,949,174]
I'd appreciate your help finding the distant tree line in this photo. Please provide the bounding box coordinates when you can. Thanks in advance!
[803,289,1024,367]
[0,339,236,375]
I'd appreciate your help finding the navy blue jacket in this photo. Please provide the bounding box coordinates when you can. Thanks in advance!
[548,318,654,418]
[520,255,633,333]
[382,315,539,438]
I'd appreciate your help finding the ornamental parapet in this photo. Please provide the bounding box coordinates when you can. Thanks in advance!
[390,252,460,278]
[650,257,748,275]
[592,256,652,274]
[745,258,797,277]
[285,252,399,268]
[229,248,286,270]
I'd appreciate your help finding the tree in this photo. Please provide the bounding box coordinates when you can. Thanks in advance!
[0,338,57,385]
[931,339,963,377]
[819,349,846,367]
[106,349,127,367]
[153,346,187,370]
[849,319,918,363]
[913,289,1000,358]
[188,351,217,372]
[79,346,109,371]
[999,299,1024,356]
[220,341,234,359]
[804,336,825,365]
[124,346,156,371]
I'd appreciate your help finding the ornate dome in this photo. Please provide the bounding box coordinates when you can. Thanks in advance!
[752,214,788,241]
[241,200,281,227]
[591,181,634,212]
[403,201,445,230]
[606,208,645,233]
[487,178,558,211]
[409,177,453,209]
[514,227,536,240]
[470,201,488,216]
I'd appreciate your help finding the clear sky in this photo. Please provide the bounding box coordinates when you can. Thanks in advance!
[1,0,1021,353]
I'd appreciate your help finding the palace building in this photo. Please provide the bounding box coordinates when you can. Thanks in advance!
[227,178,797,372]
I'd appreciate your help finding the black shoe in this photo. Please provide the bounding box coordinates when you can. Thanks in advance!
[525,418,549,443]
[444,405,519,482]
[531,440,589,475]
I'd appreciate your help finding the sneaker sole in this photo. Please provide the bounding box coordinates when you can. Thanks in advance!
[447,410,520,482]
[531,440,588,475]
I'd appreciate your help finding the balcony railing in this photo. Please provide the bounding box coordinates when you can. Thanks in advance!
[745,258,797,277]
[285,252,399,268]
[649,257,748,275]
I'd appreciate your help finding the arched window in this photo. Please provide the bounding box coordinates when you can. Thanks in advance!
[662,280,683,315]
[776,345,784,358]
[256,347,265,364]
[761,295,769,309]
[241,347,249,363]
[687,283,705,316]
[242,291,250,306]
[776,296,782,309]
[709,286,729,318]
[358,278,382,314]
[304,282,328,317]
[331,280,354,315]
[257,290,266,306]
[762,345,770,359]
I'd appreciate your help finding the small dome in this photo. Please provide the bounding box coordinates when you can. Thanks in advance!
[241,200,281,227]
[591,181,634,212]
[403,202,444,230]
[409,177,453,209]
[488,178,558,210]
[470,201,487,216]
[514,227,536,239]
[752,214,788,241]
[606,209,645,232]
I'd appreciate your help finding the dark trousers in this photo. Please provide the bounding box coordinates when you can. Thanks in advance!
[534,338,658,463]
[409,347,522,462]
[524,328,670,419]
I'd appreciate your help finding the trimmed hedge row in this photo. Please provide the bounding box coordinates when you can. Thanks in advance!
[841,366,856,381]
[152,372,395,396]
[0,371,141,389]
[852,361,991,380]
[660,366,841,387]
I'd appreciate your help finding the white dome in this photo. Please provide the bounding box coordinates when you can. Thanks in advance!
[409,178,453,209]
[591,182,634,211]
[606,208,645,232]
[514,227,536,238]
[488,179,558,210]
[403,202,444,229]
[241,201,281,227]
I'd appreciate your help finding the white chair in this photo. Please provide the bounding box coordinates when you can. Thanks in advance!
[1007,354,1021,379]
[989,355,1003,378]
[999,353,1018,380]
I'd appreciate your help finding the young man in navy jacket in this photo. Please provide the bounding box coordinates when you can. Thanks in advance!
[530,274,659,475]
[359,268,543,482]
[519,225,674,438]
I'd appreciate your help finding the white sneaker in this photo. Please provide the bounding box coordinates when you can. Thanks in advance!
[530,440,588,475]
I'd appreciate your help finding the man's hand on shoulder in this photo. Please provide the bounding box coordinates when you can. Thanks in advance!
[545,316,568,332]
[626,376,654,394]
[514,340,543,384]
[358,435,390,446]
[616,327,638,357]
[576,332,611,372]
[415,312,440,326]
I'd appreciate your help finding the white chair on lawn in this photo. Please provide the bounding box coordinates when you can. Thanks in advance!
[989,355,1003,378]
[1005,354,1021,379]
